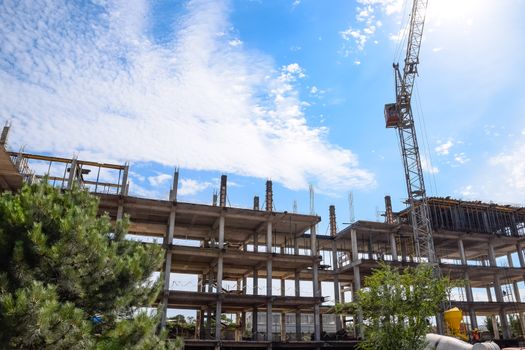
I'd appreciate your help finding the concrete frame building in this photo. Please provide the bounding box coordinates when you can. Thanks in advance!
[2,131,525,348]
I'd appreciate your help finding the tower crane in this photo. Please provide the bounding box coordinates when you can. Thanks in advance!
[384,0,436,264]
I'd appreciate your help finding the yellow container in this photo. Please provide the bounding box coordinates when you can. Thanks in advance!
[444,307,463,334]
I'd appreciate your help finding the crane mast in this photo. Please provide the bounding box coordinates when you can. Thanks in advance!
[384,0,436,263]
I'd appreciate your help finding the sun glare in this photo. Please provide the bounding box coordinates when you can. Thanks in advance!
[426,0,491,26]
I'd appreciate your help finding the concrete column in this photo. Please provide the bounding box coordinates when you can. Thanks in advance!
[458,239,467,265]
[67,158,78,189]
[160,200,176,328]
[340,285,346,332]
[252,269,258,339]
[241,312,246,340]
[206,307,212,339]
[311,225,321,342]
[197,275,205,339]
[215,215,225,340]
[319,279,323,333]
[517,243,525,268]
[235,312,241,341]
[120,164,129,196]
[487,286,493,302]
[488,240,497,267]
[494,274,511,339]
[401,238,408,262]
[241,275,247,338]
[331,240,342,331]
[465,272,474,303]
[160,171,179,327]
[492,316,500,340]
[390,233,398,261]
[469,309,478,329]
[500,310,511,339]
[116,199,124,221]
[464,272,477,329]
[266,220,273,341]
[0,123,10,146]
[253,220,259,340]
[198,308,205,339]
[350,229,363,338]
[507,252,514,268]
[494,275,504,302]
[350,229,359,264]
[512,283,525,341]
[206,272,212,293]
[515,243,525,332]
[294,270,301,341]
[280,278,286,341]
[513,282,521,303]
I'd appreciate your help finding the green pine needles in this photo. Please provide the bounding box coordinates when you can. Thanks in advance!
[0,181,172,349]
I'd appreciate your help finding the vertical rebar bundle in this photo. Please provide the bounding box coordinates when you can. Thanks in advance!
[384,195,395,224]
[266,180,272,212]
[219,175,227,207]
[329,205,337,237]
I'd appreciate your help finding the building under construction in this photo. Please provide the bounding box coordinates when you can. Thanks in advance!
[1,128,525,349]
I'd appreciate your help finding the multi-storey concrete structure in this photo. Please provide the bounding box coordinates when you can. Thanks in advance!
[335,196,525,341]
[1,129,524,348]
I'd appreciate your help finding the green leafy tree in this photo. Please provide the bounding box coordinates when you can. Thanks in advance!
[334,263,450,350]
[172,315,187,324]
[0,181,172,349]
[485,316,500,338]
[509,315,523,338]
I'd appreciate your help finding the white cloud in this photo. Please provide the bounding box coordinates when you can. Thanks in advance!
[356,6,374,22]
[389,25,408,42]
[129,171,145,182]
[129,179,167,200]
[228,38,242,47]
[178,178,212,196]
[0,0,375,194]
[435,140,454,155]
[292,0,301,9]
[340,28,368,51]
[453,152,469,165]
[283,63,305,78]
[457,185,476,198]
[148,173,172,187]
[309,85,325,96]
[432,47,443,52]
[489,147,525,192]
[357,0,403,16]
[459,141,525,206]
[421,157,438,174]
[341,0,403,52]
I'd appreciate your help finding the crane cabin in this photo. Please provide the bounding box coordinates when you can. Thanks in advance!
[384,103,399,128]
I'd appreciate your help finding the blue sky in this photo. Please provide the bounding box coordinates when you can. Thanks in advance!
[1,0,525,233]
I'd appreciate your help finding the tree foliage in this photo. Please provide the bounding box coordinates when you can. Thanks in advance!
[0,181,172,349]
[334,263,450,350]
